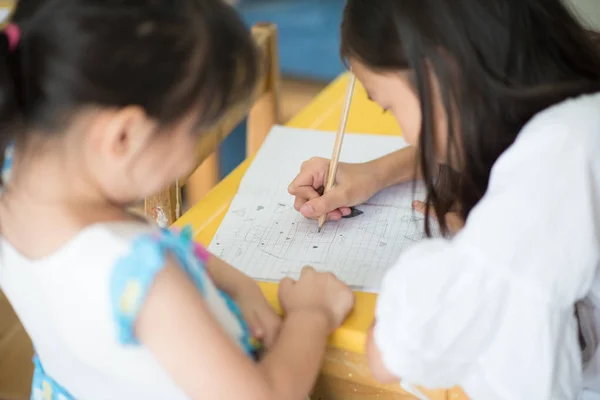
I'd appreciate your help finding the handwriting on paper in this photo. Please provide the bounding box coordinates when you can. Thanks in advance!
[209,126,437,292]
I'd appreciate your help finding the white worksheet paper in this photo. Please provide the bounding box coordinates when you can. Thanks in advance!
[209,126,435,292]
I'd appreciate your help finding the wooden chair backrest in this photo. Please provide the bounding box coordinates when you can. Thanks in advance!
[144,23,281,227]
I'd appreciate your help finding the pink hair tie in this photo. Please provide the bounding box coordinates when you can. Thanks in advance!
[192,242,212,264]
[5,23,20,52]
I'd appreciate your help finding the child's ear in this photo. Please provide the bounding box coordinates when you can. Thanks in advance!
[92,106,156,164]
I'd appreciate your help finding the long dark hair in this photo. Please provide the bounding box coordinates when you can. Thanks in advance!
[0,0,258,182]
[341,0,600,235]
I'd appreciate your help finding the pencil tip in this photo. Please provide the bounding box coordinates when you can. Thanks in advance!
[318,227,322,233]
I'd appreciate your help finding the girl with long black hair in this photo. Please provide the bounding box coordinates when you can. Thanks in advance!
[289,1,600,398]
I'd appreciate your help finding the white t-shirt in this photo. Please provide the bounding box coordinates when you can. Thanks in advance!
[375,92,600,399]
[0,222,257,399]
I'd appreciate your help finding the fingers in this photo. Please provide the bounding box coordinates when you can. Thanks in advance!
[323,271,338,281]
[290,158,349,220]
[412,200,423,213]
[293,186,322,213]
[412,200,436,219]
[288,158,328,196]
[412,200,441,221]
[339,207,352,217]
[238,305,266,340]
[288,173,322,195]
[255,311,282,349]
[300,266,315,278]
[291,180,345,221]
[279,276,295,293]
[327,210,344,221]
[245,310,281,350]
[246,312,264,339]
[289,158,356,222]
[300,189,350,219]
[412,201,465,234]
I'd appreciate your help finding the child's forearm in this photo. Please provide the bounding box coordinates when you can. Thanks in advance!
[205,255,255,298]
[258,310,330,398]
[368,146,421,191]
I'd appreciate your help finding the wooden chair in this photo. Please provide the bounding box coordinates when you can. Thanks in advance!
[144,23,281,227]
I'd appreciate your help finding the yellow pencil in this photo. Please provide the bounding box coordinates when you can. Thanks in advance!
[317,73,356,232]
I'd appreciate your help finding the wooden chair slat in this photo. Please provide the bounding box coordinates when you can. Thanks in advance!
[144,23,281,226]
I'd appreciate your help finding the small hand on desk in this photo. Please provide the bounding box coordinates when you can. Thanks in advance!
[206,256,282,348]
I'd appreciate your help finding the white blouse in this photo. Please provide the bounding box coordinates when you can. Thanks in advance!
[374,92,600,400]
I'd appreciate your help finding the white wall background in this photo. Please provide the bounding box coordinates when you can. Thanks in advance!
[565,0,600,30]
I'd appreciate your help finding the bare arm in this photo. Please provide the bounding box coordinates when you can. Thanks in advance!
[136,259,331,400]
[204,254,256,299]
[258,310,329,396]
[204,254,282,347]
[367,146,421,192]
[288,145,421,220]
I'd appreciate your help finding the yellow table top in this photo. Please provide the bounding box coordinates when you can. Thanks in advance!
[175,73,401,354]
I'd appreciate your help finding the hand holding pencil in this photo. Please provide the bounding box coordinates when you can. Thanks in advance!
[288,74,381,225]
[288,158,378,219]
[317,73,356,232]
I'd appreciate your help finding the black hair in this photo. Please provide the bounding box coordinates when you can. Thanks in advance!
[0,0,258,181]
[341,0,600,236]
[10,0,47,25]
